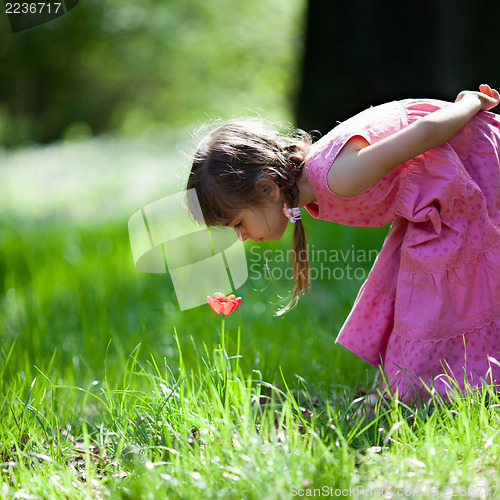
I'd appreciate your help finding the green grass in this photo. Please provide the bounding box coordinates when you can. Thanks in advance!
[7,0,499,495]
[2,211,500,499]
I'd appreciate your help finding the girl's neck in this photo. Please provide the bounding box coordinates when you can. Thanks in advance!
[297,165,316,207]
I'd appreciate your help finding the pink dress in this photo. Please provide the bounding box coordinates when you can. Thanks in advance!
[304,99,500,400]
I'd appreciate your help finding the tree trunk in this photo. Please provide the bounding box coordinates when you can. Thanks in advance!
[296,0,500,134]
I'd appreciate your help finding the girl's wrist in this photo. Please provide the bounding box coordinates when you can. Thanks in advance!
[458,91,496,113]
[460,92,483,110]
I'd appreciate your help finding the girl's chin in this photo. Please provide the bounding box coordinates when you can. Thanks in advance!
[264,224,289,242]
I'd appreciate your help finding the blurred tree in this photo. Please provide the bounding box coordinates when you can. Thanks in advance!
[0,2,113,144]
[296,0,500,134]
[0,0,304,146]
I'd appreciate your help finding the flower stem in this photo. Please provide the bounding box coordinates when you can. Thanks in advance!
[221,314,227,408]
[221,314,225,353]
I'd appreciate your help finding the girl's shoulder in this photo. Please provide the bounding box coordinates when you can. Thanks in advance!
[318,101,407,148]
[305,101,406,173]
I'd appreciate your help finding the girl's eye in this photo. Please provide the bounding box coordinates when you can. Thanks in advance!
[234,221,242,228]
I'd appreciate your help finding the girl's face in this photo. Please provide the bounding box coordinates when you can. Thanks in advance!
[228,181,289,242]
[229,201,289,242]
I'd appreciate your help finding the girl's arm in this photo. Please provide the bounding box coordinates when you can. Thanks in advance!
[329,84,500,197]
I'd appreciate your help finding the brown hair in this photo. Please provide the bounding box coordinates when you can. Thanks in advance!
[186,118,312,314]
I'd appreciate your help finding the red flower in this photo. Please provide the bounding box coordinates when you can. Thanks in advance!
[207,293,242,315]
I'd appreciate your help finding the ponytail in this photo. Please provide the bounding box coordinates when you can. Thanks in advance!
[275,148,311,315]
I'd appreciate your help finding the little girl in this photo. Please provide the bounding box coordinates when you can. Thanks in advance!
[187,84,500,401]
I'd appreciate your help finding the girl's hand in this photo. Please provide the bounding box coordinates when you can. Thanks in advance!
[455,84,500,111]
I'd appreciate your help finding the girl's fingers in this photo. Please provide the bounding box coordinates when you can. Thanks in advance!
[479,84,490,96]
[479,84,499,98]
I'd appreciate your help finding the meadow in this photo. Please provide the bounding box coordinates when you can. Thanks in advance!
[2,0,500,497]
[1,135,500,499]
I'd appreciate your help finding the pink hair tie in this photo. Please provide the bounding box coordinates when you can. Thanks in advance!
[283,203,301,223]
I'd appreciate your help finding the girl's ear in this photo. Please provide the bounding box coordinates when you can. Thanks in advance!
[255,178,280,201]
